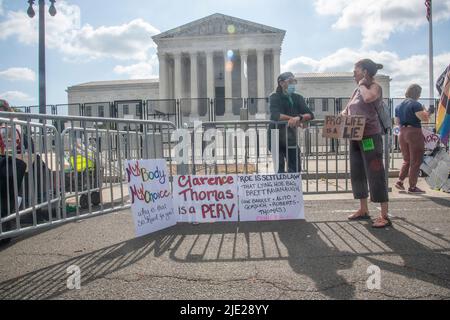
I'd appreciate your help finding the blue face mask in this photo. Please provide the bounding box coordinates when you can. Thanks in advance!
[287,84,296,95]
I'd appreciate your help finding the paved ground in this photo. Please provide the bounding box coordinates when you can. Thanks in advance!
[0,179,449,300]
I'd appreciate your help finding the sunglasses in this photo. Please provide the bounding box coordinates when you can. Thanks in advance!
[284,78,297,84]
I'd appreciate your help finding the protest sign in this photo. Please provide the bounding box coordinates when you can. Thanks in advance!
[125,159,176,237]
[237,173,304,221]
[422,127,440,151]
[323,115,366,140]
[173,175,239,223]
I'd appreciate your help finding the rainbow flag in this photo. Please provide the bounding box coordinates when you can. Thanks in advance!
[436,64,450,144]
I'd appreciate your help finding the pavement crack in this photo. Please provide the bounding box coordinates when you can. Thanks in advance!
[2,252,73,259]
[100,273,252,285]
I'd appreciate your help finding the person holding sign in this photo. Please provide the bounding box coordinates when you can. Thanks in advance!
[394,84,433,194]
[268,72,315,173]
[342,59,390,228]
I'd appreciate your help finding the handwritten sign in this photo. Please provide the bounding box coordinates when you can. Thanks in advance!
[173,175,239,223]
[125,159,176,237]
[238,173,304,221]
[323,115,366,141]
[422,127,440,151]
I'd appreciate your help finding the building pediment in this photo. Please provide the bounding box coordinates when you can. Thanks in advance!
[153,13,285,41]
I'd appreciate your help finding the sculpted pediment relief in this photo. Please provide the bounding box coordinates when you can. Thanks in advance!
[154,13,284,40]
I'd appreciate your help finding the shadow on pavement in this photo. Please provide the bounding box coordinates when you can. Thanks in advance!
[418,196,450,208]
[0,228,177,300]
[1,218,449,299]
[275,220,357,299]
[363,220,450,294]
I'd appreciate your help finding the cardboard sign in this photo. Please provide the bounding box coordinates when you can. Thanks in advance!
[125,159,176,237]
[238,173,304,221]
[323,115,366,141]
[173,175,239,223]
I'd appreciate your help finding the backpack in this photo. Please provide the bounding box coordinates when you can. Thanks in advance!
[375,100,392,134]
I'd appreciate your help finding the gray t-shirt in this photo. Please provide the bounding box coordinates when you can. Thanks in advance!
[346,87,382,136]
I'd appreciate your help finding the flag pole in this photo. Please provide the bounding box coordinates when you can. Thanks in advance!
[428,0,434,106]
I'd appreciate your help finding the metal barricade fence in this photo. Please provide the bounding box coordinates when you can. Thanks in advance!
[1,110,425,241]
[246,98,270,119]
[0,111,177,240]
[212,98,244,122]
[177,120,390,194]
[388,98,445,168]
[0,114,62,240]
[146,99,177,125]
[178,98,211,126]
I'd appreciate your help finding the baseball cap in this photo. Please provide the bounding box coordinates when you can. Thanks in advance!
[277,72,297,84]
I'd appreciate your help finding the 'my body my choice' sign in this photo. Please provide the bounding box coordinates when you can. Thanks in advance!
[125,159,176,237]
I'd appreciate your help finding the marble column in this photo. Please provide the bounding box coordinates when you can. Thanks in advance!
[240,50,248,99]
[158,52,168,100]
[173,52,183,100]
[224,50,233,118]
[256,49,266,114]
[206,50,215,99]
[190,51,199,118]
[273,48,281,92]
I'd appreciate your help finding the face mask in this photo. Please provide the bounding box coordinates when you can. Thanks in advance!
[287,84,296,95]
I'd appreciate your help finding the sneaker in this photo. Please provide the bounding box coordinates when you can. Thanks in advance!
[394,181,405,191]
[408,186,426,194]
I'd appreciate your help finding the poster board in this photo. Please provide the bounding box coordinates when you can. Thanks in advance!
[422,127,440,151]
[323,115,366,141]
[238,173,304,221]
[173,175,239,223]
[125,159,176,237]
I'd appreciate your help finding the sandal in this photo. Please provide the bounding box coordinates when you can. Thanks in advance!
[348,211,371,220]
[372,216,392,228]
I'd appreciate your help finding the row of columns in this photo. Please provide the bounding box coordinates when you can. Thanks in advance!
[159,49,281,103]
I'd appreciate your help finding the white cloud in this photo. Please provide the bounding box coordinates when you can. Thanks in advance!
[114,56,159,79]
[0,91,34,104]
[0,10,36,44]
[69,19,160,61]
[282,49,450,98]
[314,0,450,47]
[0,67,35,82]
[0,1,160,61]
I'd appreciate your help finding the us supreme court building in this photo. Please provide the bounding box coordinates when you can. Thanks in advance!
[67,13,390,122]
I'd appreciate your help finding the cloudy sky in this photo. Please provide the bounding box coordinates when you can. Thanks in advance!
[0,0,449,106]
